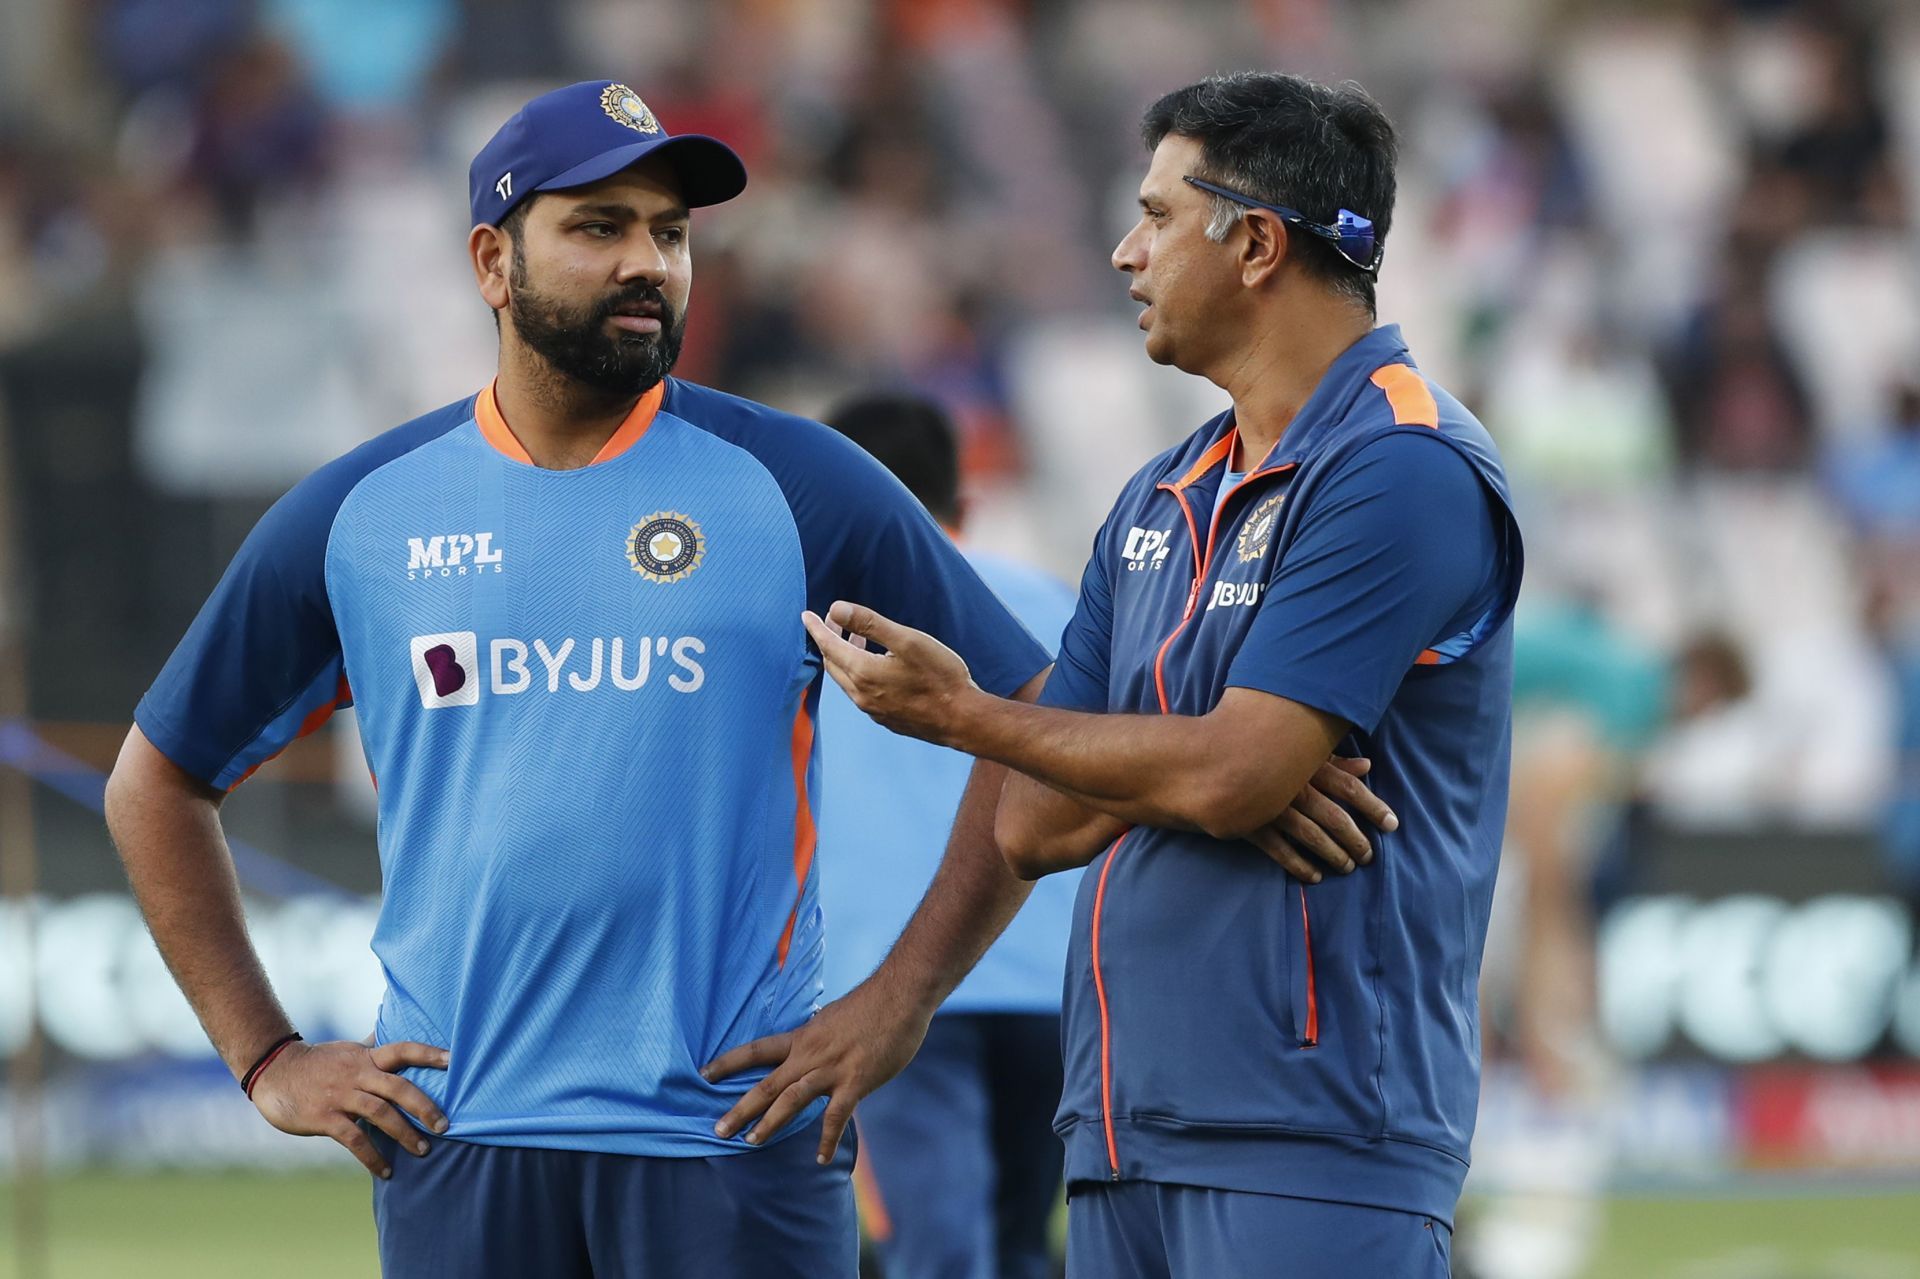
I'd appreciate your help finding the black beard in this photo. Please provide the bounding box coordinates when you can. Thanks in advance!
[508,276,685,396]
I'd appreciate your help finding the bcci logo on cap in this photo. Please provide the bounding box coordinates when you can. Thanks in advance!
[600,84,661,135]
[626,512,704,583]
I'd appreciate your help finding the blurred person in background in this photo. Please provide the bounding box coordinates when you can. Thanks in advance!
[104,79,1061,1278]
[1640,630,1765,827]
[1459,593,1667,1279]
[816,391,1078,1279]
[787,72,1522,1277]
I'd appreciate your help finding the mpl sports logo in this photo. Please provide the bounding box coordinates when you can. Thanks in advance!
[407,533,504,581]
[409,631,707,709]
[1121,526,1174,572]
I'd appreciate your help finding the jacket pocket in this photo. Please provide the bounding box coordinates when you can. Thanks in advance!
[1290,879,1320,1049]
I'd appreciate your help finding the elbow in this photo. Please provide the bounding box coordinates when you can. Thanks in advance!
[994,807,1062,881]
[103,758,136,845]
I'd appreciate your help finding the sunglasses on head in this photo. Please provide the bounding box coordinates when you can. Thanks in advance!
[1182,176,1382,278]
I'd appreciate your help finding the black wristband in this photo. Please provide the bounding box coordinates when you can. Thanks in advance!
[241,1032,303,1098]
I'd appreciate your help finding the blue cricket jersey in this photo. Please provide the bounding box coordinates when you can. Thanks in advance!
[1042,325,1523,1225]
[135,378,1050,1157]
[816,548,1079,1014]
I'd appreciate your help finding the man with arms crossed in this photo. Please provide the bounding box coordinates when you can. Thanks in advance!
[752,73,1524,1276]
[105,80,1377,1275]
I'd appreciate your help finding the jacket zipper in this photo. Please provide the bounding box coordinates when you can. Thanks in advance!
[1087,453,1314,1179]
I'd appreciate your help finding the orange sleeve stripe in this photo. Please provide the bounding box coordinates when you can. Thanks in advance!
[775,702,819,967]
[1369,364,1439,428]
[1415,649,1443,666]
[226,675,352,791]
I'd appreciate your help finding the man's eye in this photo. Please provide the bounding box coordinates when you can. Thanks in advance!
[657,227,687,245]
[578,222,616,237]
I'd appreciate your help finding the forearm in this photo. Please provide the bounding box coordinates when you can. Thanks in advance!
[945,691,1300,837]
[995,770,1128,879]
[105,730,293,1078]
[863,756,1034,1016]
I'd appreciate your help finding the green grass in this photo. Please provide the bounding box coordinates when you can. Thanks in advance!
[0,1171,376,1279]
[1,1174,1917,1277]
[1585,1191,1920,1279]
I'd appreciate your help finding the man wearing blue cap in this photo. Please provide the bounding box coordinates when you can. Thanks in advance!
[103,79,1060,1276]
[107,76,1384,1275]
[777,73,1525,1276]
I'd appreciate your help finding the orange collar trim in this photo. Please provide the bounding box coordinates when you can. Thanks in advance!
[474,380,666,468]
[1170,429,1239,490]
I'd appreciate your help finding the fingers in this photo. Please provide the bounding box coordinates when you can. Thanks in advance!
[742,1069,828,1146]
[368,1041,450,1073]
[1280,800,1357,873]
[352,1092,431,1157]
[1315,758,1398,833]
[363,1068,449,1135]
[1245,824,1325,883]
[707,1034,798,1140]
[701,1032,793,1084]
[816,1097,854,1166]
[801,613,880,696]
[329,1117,392,1180]
[1293,785,1371,866]
[823,601,910,652]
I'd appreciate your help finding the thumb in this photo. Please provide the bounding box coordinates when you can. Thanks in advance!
[825,601,911,651]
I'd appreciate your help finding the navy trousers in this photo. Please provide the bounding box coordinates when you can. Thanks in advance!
[855,1012,1065,1279]
[1067,1180,1452,1278]
[369,1118,857,1277]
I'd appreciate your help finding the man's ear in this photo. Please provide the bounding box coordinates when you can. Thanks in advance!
[1240,209,1288,289]
[471,223,512,312]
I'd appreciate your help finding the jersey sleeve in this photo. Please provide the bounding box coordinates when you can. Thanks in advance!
[1225,431,1508,734]
[1037,516,1117,713]
[824,446,1050,699]
[135,478,352,791]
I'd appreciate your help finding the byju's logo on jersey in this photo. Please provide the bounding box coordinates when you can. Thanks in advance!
[626,512,705,583]
[1121,526,1174,572]
[406,533,504,581]
[407,631,707,709]
[410,632,480,708]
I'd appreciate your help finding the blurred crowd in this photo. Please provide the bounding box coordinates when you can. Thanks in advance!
[1,0,1918,895]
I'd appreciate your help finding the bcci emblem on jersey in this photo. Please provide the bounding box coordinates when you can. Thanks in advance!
[627,512,705,583]
[600,84,661,135]
[1236,493,1285,563]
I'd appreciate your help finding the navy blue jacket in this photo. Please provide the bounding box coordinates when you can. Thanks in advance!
[1043,325,1523,1224]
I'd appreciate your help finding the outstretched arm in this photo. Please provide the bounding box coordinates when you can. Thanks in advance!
[803,604,1352,841]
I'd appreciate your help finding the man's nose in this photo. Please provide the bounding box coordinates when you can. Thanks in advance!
[1112,225,1144,274]
[616,236,670,286]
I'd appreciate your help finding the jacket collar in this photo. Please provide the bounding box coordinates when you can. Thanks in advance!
[1155,324,1416,490]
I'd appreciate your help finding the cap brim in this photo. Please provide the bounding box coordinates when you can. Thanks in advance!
[536,134,747,208]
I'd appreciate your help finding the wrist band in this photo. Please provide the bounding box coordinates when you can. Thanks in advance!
[241,1032,303,1098]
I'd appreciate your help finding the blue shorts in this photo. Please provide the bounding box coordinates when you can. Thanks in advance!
[855,1011,1064,1279]
[1067,1180,1451,1279]
[369,1119,857,1278]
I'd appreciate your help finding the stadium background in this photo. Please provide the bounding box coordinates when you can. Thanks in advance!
[3,0,1920,1274]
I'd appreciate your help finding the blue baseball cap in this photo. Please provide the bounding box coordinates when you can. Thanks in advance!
[468,80,748,227]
